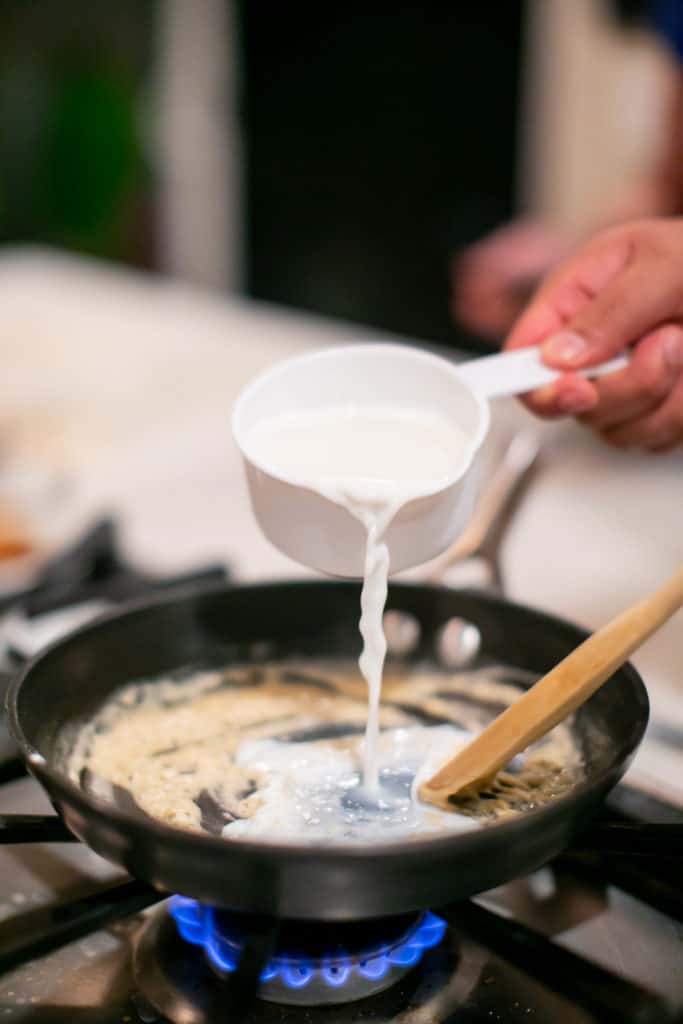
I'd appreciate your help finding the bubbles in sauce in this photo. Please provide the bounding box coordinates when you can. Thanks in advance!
[226,725,475,842]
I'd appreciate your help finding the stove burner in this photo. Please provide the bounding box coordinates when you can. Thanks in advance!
[168,896,446,1006]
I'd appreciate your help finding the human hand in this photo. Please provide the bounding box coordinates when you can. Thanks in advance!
[452,220,569,340]
[505,218,683,452]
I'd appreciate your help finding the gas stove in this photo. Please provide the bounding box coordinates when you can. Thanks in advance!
[141,900,448,1011]
[1,773,682,1023]
[1,524,683,1023]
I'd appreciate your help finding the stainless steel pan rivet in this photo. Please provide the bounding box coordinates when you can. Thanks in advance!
[383,610,421,657]
[436,618,481,669]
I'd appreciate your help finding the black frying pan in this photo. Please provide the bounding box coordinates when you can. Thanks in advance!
[6,581,648,921]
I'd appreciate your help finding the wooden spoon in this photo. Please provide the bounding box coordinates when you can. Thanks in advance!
[419,565,683,811]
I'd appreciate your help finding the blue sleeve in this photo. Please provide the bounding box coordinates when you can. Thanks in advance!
[651,0,683,62]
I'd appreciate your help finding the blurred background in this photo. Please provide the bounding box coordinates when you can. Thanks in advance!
[0,0,674,353]
[0,0,682,799]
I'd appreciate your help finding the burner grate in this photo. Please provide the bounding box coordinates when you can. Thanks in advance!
[1,797,682,1020]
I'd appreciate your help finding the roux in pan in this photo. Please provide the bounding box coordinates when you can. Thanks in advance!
[65,661,583,845]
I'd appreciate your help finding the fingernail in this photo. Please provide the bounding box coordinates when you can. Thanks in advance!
[543,331,589,366]
[555,389,596,414]
[663,333,683,370]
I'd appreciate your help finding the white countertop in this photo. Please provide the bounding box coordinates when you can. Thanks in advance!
[1,248,682,798]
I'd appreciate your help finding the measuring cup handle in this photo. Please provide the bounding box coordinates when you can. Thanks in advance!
[457,347,628,399]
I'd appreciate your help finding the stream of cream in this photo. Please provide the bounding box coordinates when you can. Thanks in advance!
[246,405,471,793]
[347,500,395,792]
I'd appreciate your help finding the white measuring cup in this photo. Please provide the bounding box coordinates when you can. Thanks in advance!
[232,343,625,577]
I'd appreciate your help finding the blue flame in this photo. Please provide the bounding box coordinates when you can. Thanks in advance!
[169,897,446,991]
[322,955,351,988]
[281,961,315,988]
[358,954,390,981]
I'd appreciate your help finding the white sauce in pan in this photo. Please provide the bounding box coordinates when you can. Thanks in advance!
[225,725,474,842]
[65,662,583,846]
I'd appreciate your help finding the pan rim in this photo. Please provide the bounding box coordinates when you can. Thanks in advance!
[6,580,649,865]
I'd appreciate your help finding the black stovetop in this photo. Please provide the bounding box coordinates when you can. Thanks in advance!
[1,771,682,1024]
[1,522,682,1023]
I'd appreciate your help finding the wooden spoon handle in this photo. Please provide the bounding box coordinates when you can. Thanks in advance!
[420,566,683,808]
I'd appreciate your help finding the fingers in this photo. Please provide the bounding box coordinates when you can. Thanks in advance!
[540,261,670,368]
[493,219,683,447]
[517,324,683,431]
[504,233,632,416]
[580,325,683,431]
[602,370,683,450]
[519,374,600,419]
[506,229,632,353]
[507,221,683,376]
[574,324,683,450]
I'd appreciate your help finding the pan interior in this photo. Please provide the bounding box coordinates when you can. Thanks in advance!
[10,581,651,868]
[58,654,585,847]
